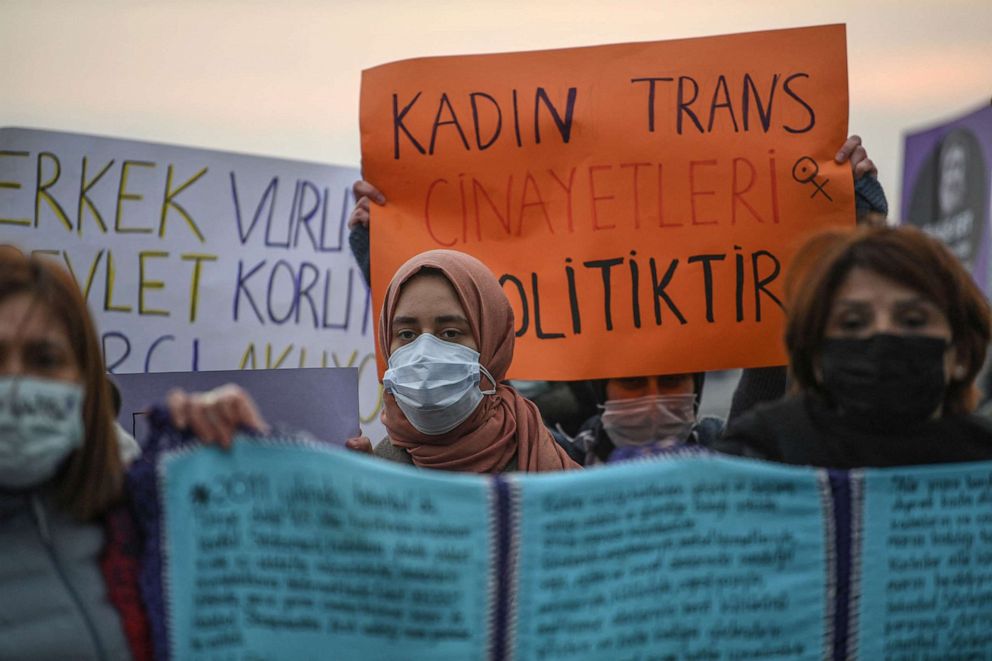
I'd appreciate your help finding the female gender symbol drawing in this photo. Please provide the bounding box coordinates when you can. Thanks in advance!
[792,156,833,202]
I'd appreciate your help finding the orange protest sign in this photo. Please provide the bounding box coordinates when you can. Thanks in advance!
[360,24,852,380]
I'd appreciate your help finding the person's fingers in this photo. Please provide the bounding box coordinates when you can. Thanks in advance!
[166,388,189,429]
[347,196,371,229]
[347,211,367,230]
[211,395,242,448]
[345,436,374,454]
[182,396,199,437]
[210,385,265,444]
[229,389,270,434]
[213,393,239,429]
[854,157,877,179]
[188,399,224,445]
[352,180,385,205]
[835,134,862,163]
[849,145,868,167]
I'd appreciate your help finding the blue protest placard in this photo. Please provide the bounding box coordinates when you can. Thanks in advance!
[158,440,491,660]
[859,462,992,657]
[131,419,992,661]
[513,455,828,660]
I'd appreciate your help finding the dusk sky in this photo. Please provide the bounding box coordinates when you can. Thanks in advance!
[3,0,989,218]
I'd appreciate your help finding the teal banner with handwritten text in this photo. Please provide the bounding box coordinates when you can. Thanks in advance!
[140,434,992,660]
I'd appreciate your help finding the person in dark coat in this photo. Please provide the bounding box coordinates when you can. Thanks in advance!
[714,226,992,468]
[561,372,724,465]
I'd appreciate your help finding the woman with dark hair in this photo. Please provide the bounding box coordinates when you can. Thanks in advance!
[0,249,264,660]
[715,226,992,468]
[0,250,150,659]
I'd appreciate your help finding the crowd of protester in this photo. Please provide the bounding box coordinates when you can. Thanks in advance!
[3,122,992,661]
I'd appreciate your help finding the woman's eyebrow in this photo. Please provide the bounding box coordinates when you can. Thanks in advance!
[893,296,937,308]
[26,338,66,350]
[435,315,470,324]
[393,315,419,325]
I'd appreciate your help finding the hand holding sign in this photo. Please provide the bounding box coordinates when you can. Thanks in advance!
[344,435,375,454]
[166,384,269,448]
[349,180,386,230]
[835,134,877,179]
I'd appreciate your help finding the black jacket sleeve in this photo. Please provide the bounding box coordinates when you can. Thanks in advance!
[349,224,372,288]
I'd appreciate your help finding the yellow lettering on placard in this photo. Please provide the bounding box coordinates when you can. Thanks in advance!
[35,152,72,231]
[62,249,105,302]
[77,157,114,235]
[180,253,218,322]
[265,343,294,369]
[103,250,132,313]
[0,150,31,226]
[159,165,207,242]
[138,250,170,316]
[240,343,257,369]
[114,160,156,234]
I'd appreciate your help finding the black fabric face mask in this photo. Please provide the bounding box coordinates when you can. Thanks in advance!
[819,334,949,429]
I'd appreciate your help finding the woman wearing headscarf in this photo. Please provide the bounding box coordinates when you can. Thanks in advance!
[714,226,992,468]
[363,249,578,473]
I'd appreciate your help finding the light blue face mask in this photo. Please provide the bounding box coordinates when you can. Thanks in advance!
[383,333,497,435]
[600,394,696,448]
[0,376,84,489]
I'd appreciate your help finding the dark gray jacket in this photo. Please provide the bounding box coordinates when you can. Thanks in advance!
[0,492,131,660]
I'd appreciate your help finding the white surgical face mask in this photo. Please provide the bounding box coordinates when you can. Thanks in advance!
[0,376,84,489]
[600,394,696,448]
[383,333,497,435]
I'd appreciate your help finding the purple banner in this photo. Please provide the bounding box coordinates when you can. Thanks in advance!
[901,104,992,293]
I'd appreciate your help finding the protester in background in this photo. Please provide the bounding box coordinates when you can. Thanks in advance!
[565,372,723,465]
[0,251,151,660]
[714,226,992,467]
[347,249,579,472]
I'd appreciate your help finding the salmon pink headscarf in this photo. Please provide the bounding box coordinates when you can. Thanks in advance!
[379,250,578,473]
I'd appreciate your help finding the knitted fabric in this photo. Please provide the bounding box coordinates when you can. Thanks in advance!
[101,505,153,661]
[125,406,197,661]
[854,175,888,218]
